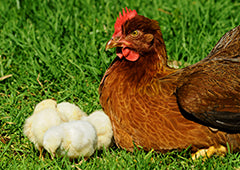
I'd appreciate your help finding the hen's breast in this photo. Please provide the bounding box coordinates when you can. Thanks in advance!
[99,60,240,152]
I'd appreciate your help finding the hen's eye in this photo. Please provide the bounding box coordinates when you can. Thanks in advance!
[131,30,139,36]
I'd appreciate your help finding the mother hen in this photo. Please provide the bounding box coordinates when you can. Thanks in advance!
[99,8,240,158]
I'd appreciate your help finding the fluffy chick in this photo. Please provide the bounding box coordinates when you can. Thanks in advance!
[57,102,87,122]
[43,120,97,159]
[41,126,62,159]
[23,104,62,159]
[83,110,113,150]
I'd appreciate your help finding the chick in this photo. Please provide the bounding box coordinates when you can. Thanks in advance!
[43,120,97,159]
[83,110,113,150]
[41,126,62,159]
[23,99,62,159]
[57,102,87,122]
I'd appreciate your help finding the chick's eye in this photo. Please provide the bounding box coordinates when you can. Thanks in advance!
[131,30,139,36]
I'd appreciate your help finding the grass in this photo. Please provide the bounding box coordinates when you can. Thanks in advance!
[0,0,240,169]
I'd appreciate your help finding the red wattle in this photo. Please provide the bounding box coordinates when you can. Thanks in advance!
[122,48,130,57]
[122,48,139,61]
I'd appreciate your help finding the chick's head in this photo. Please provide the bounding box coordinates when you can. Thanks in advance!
[33,99,57,114]
[57,102,87,122]
[43,126,63,157]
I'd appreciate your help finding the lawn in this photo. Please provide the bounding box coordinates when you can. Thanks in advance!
[1,0,240,169]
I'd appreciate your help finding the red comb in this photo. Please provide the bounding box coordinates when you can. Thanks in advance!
[113,7,137,37]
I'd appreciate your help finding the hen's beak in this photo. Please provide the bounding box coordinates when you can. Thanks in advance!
[105,37,129,51]
[105,38,119,51]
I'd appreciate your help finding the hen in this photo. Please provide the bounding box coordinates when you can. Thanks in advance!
[100,8,240,157]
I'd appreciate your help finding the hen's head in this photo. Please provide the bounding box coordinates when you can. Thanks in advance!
[105,7,167,64]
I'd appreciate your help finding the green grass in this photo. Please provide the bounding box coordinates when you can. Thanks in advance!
[0,0,240,169]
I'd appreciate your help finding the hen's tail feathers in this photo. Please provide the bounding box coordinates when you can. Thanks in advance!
[205,25,240,60]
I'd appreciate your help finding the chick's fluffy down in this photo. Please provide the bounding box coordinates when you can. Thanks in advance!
[24,108,63,150]
[57,102,87,122]
[83,110,113,150]
[33,99,57,114]
[43,120,97,158]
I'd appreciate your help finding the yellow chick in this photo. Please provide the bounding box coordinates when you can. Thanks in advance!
[23,99,62,159]
[41,125,62,159]
[43,120,97,159]
[83,110,113,150]
[57,102,87,122]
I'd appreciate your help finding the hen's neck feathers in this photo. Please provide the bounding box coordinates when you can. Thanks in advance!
[109,30,176,87]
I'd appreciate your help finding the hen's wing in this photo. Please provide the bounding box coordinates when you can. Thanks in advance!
[176,25,240,132]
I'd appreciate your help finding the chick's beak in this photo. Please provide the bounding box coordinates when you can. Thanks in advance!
[50,152,55,160]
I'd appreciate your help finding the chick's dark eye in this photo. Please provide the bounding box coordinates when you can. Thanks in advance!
[131,30,139,36]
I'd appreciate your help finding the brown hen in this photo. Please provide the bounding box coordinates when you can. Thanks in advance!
[99,8,240,157]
